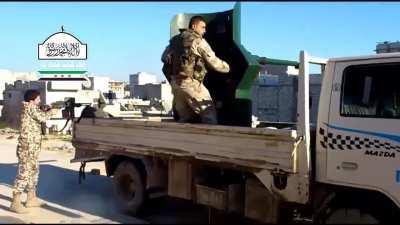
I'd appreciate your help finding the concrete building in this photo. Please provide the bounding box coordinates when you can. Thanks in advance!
[127,72,172,114]
[124,84,130,98]
[88,76,110,93]
[129,72,157,97]
[0,69,37,117]
[259,64,299,76]
[131,81,173,114]
[2,80,45,129]
[376,41,400,53]
[130,72,157,85]
[109,80,128,99]
[251,64,322,125]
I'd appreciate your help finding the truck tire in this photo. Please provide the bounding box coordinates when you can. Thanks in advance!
[112,160,146,215]
[320,207,379,224]
[318,197,380,224]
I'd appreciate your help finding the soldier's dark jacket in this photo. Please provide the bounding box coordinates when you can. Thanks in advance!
[161,29,229,83]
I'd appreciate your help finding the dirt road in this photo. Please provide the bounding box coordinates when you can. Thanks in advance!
[0,132,146,224]
[0,130,251,224]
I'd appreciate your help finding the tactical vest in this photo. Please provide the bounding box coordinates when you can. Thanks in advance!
[167,30,207,83]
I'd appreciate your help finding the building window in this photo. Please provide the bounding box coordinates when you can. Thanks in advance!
[340,62,400,118]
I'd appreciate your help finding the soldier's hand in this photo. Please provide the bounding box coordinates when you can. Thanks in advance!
[40,105,51,112]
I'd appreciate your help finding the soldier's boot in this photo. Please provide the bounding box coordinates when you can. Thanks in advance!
[25,190,43,207]
[9,192,29,214]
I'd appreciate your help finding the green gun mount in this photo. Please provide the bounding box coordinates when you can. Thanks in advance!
[169,3,299,127]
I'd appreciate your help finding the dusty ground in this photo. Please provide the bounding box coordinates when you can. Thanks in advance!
[0,128,146,224]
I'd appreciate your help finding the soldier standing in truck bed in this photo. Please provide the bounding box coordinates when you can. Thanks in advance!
[161,16,230,124]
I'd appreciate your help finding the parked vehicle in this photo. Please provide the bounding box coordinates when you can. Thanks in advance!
[69,3,400,224]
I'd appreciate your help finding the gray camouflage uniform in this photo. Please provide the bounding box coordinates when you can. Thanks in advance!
[162,29,230,124]
[13,101,52,195]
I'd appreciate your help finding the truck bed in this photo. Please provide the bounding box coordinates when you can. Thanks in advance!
[72,118,299,172]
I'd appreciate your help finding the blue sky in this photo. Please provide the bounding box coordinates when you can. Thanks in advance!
[1,2,400,82]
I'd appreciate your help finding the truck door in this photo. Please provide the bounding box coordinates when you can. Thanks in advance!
[325,57,400,206]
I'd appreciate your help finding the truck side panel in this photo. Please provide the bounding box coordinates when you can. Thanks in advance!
[73,118,298,172]
[320,57,400,208]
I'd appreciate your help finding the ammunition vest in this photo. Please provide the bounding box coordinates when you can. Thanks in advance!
[168,30,207,83]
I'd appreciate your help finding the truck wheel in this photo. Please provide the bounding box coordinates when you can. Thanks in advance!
[112,160,146,215]
[321,207,379,224]
[317,196,381,224]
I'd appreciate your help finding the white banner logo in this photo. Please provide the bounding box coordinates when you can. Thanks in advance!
[38,29,87,60]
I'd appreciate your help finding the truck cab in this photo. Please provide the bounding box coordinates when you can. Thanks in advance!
[314,53,400,223]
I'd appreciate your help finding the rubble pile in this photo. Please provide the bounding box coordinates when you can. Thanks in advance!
[42,141,75,153]
[0,127,19,135]
[0,127,19,139]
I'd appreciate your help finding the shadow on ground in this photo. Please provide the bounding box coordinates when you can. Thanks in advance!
[0,162,143,223]
[0,216,25,224]
[0,162,255,224]
[138,196,256,224]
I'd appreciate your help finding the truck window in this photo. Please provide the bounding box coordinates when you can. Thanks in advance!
[340,62,400,119]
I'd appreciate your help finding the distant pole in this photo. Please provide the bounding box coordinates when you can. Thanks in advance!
[61,25,64,32]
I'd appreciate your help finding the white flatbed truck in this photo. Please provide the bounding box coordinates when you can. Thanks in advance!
[70,50,400,223]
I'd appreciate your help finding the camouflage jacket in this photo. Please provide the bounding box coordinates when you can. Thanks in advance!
[18,102,52,144]
[161,29,230,83]
[189,30,230,74]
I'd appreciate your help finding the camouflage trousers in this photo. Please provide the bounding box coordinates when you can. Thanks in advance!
[171,77,217,124]
[13,140,41,194]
